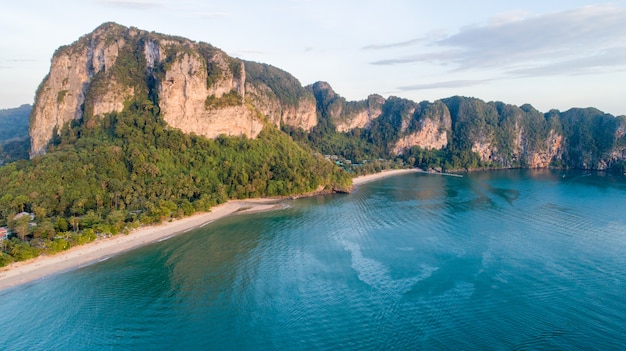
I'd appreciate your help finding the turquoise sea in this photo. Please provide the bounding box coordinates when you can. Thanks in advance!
[1,170,625,350]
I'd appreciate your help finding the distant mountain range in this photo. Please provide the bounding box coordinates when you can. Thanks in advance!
[0,104,31,164]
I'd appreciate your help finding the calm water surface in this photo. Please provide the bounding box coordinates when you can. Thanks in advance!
[1,170,625,350]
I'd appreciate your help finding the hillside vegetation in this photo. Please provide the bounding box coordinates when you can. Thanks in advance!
[0,97,350,265]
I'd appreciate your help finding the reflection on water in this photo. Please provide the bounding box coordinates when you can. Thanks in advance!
[1,169,626,350]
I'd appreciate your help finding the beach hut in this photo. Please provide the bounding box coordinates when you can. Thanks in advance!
[14,212,35,221]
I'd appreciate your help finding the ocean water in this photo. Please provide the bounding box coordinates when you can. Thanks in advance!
[1,169,625,350]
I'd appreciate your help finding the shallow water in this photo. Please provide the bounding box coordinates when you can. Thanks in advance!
[1,169,625,350]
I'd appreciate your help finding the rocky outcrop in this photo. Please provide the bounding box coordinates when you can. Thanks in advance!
[309,82,385,131]
[282,98,318,131]
[471,126,564,168]
[30,23,300,157]
[472,139,496,163]
[245,82,318,131]
[243,61,318,131]
[393,118,449,154]
[335,109,370,132]
[155,43,261,139]
[30,23,130,157]
[527,130,563,168]
[168,105,264,138]
[334,95,385,132]
[392,101,451,154]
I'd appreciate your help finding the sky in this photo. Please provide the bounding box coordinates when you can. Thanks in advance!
[1,0,626,115]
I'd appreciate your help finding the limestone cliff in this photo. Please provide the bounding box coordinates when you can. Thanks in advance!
[392,101,451,154]
[30,23,130,156]
[243,61,318,131]
[28,23,626,171]
[333,94,385,132]
[527,130,563,168]
[30,23,303,157]
[246,82,317,130]
[151,38,261,139]
[309,82,384,131]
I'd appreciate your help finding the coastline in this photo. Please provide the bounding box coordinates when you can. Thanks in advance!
[0,198,283,291]
[0,168,420,291]
[352,168,421,186]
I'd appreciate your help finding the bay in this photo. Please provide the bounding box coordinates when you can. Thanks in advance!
[1,169,625,350]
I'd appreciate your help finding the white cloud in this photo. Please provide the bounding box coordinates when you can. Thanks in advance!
[363,37,428,51]
[486,10,531,26]
[398,79,492,91]
[0,57,37,69]
[509,47,626,77]
[371,50,459,66]
[363,30,447,51]
[372,5,626,78]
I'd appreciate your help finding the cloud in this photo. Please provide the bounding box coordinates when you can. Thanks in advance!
[362,30,446,50]
[186,12,230,18]
[398,79,492,91]
[95,0,162,9]
[6,58,37,63]
[508,47,626,77]
[372,5,626,77]
[363,37,427,50]
[371,50,458,66]
[486,10,531,26]
[0,57,37,69]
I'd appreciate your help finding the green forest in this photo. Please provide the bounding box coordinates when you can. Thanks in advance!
[0,99,350,266]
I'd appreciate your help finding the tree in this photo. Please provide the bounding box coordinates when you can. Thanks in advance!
[13,216,31,241]
[12,195,29,213]
[33,220,56,240]
[55,217,69,232]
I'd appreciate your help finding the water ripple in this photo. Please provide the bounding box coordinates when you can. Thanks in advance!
[1,171,626,350]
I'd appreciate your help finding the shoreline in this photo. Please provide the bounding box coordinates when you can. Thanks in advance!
[0,198,283,291]
[352,168,422,186]
[0,168,421,291]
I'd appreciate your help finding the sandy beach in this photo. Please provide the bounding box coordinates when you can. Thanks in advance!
[0,168,420,291]
[0,198,283,291]
[352,168,421,186]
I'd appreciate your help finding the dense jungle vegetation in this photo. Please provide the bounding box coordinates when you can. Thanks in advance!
[0,99,350,265]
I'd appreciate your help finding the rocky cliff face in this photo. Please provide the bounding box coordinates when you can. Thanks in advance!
[309,82,385,131]
[151,39,263,139]
[29,23,626,171]
[30,23,308,157]
[334,94,385,132]
[243,61,319,131]
[30,24,130,156]
[392,101,451,154]
[393,119,449,155]
[245,81,317,131]
[527,130,563,168]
